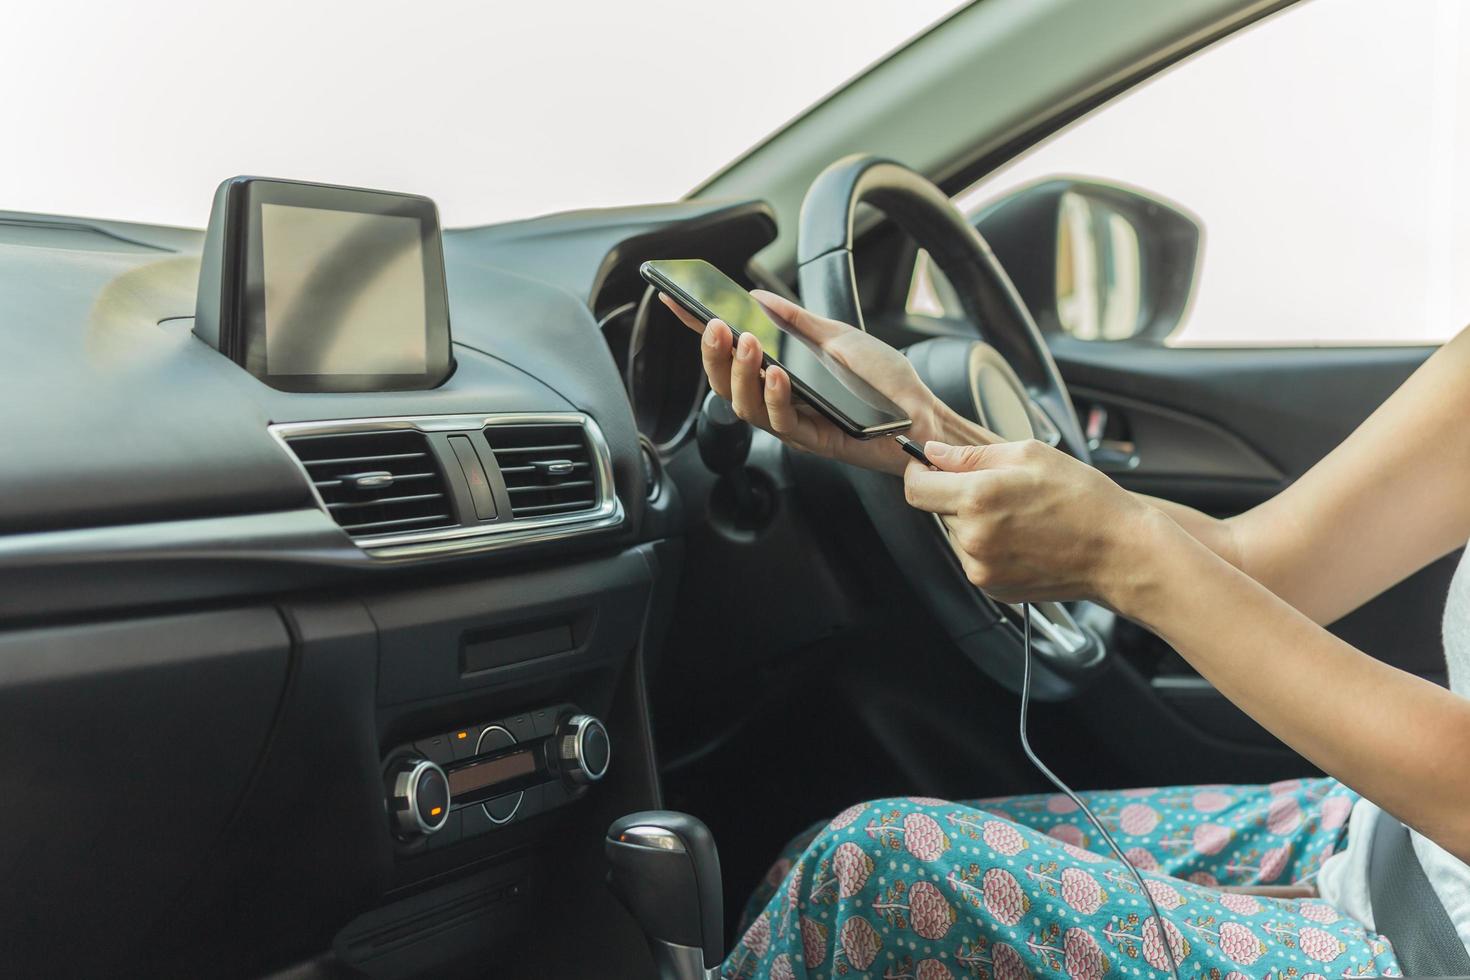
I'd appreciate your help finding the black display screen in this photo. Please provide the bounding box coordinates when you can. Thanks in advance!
[197,177,453,393]
[260,204,429,377]
[447,750,536,797]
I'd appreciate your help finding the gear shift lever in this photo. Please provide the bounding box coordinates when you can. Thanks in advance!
[606,811,724,980]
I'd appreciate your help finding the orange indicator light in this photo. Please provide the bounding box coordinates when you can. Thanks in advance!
[455,731,468,740]
[430,806,443,817]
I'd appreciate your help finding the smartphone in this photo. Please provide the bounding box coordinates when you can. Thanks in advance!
[640,259,911,439]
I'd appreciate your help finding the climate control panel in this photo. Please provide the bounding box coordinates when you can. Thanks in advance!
[383,704,608,852]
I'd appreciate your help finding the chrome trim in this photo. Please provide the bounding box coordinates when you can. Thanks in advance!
[1008,600,1091,658]
[1025,396,1063,448]
[558,713,609,784]
[475,724,516,755]
[267,412,624,560]
[617,825,686,852]
[482,792,524,826]
[649,940,720,980]
[474,724,524,825]
[393,758,450,837]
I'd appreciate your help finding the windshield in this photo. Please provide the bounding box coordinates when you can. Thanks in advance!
[2,0,959,229]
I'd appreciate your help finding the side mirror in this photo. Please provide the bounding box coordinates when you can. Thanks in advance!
[974,178,1201,343]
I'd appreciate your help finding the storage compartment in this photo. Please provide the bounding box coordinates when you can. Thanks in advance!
[0,608,290,973]
[370,548,653,705]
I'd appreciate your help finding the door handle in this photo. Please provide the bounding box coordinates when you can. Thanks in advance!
[1083,405,1140,472]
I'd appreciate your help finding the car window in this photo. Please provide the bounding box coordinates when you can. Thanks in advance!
[938,0,1470,348]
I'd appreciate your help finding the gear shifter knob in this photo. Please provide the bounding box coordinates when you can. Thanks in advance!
[606,810,723,980]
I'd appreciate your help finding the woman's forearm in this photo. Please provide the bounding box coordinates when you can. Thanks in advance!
[1115,507,1470,861]
[1134,494,1242,569]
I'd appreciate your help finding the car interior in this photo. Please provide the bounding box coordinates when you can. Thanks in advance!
[0,0,1458,976]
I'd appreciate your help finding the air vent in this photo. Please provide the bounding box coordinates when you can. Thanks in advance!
[284,430,455,538]
[482,423,599,519]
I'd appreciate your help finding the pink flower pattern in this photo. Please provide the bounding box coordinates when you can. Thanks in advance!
[723,781,1401,980]
[903,811,950,861]
[981,867,1030,926]
[1063,926,1109,980]
[983,819,1029,856]
[1060,867,1107,915]
[838,916,881,971]
[1217,921,1267,964]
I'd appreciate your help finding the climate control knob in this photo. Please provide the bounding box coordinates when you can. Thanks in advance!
[386,757,451,838]
[554,714,610,784]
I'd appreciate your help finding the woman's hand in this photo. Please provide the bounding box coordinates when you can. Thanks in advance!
[661,290,969,475]
[902,437,1166,607]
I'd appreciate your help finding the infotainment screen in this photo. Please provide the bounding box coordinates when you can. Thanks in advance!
[194,177,452,392]
[260,204,428,376]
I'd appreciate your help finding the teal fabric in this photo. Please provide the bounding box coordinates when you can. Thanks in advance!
[724,778,1399,979]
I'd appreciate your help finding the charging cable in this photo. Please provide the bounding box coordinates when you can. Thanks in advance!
[1019,602,1181,980]
[898,431,1182,978]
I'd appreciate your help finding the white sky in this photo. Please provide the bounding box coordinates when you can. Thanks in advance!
[6,0,1465,347]
[0,0,958,229]
[961,0,1470,345]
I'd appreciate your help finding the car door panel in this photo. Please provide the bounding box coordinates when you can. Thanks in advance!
[1050,336,1435,479]
[1047,334,1456,764]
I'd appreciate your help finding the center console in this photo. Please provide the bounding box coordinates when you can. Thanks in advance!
[384,705,611,848]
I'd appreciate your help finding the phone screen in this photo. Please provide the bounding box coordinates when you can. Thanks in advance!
[642,259,911,438]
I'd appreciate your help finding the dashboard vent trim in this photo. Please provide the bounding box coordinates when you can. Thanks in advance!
[482,423,599,519]
[280,430,456,539]
[268,413,623,560]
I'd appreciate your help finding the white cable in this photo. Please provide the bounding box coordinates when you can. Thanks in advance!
[1019,602,1181,980]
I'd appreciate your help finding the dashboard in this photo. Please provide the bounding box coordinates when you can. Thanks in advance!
[0,191,779,977]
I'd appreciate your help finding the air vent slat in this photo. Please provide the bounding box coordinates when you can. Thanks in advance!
[283,430,456,540]
[482,423,600,520]
[509,500,602,516]
[326,492,446,511]
[487,443,583,454]
[505,480,593,495]
[301,451,429,467]
[337,513,455,534]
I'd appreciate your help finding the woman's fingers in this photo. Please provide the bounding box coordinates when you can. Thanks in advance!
[904,459,998,515]
[660,293,707,334]
[923,440,1003,472]
[729,332,770,428]
[700,319,734,401]
[763,364,800,438]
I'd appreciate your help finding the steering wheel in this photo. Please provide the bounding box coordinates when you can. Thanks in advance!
[791,155,1108,699]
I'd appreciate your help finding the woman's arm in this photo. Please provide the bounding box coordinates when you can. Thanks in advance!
[1133,332,1470,623]
[1133,495,1243,569]
[901,328,1470,859]
[1121,504,1470,861]
[905,441,1470,861]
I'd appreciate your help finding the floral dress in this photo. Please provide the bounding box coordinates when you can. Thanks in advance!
[723,778,1399,979]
